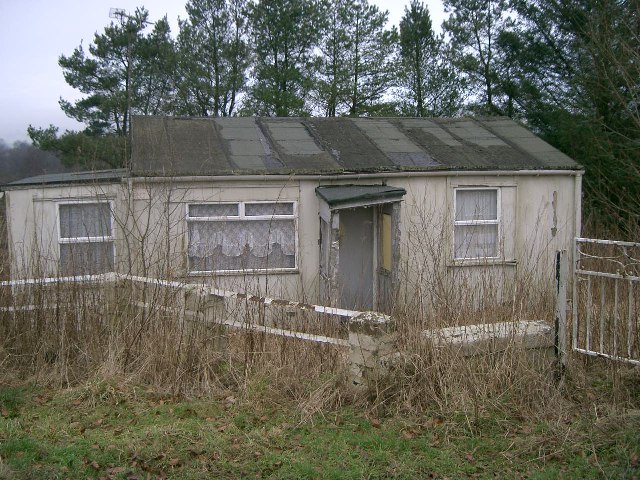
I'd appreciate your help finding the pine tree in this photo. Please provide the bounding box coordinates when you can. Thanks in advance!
[511,0,640,232]
[175,0,249,117]
[342,0,398,116]
[443,0,513,115]
[398,0,463,116]
[312,0,352,116]
[246,0,327,116]
[58,8,175,136]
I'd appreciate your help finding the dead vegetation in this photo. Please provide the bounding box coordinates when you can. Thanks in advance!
[0,262,637,425]
[0,193,637,436]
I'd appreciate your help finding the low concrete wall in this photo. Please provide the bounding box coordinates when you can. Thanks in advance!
[423,320,554,356]
[1,271,559,389]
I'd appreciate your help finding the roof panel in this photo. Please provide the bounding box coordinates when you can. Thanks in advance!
[265,121,323,155]
[387,152,440,167]
[228,139,265,156]
[231,156,267,170]
[400,119,462,147]
[445,120,507,147]
[215,117,256,127]
[354,119,423,153]
[267,124,313,141]
[353,118,441,169]
[304,118,392,170]
[128,116,581,176]
[479,118,577,168]
[278,140,323,155]
[216,118,284,169]
[217,126,258,139]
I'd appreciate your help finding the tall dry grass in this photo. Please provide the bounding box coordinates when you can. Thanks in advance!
[0,193,638,423]
[0,257,567,422]
[1,262,638,421]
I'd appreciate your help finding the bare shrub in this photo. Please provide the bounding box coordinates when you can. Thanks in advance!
[1,181,636,423]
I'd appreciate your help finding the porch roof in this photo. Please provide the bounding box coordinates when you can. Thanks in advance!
[315,185,407,208]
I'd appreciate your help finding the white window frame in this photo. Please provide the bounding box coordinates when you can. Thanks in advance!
[57,200,116,274]
[453,187,501,261]
[186,201,298,274]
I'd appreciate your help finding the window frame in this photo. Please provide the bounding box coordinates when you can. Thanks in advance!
[186,200,298,275]
[453,187,502,261]
[57,200,116,275]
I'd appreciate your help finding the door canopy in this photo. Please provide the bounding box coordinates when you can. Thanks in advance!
[315,184,406,210]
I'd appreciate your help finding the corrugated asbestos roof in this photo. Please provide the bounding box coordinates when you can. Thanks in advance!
[4,169,129,188]
[3,116,581,189]
[131,116,581,176]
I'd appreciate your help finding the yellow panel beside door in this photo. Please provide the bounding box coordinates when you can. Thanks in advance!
[382,212,392,271]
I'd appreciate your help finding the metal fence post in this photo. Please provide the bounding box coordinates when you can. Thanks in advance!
[555,250,569,375]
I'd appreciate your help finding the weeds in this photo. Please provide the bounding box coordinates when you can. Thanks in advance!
[1,270,637,430]
[0,274,638,479]
[0,182,638,477]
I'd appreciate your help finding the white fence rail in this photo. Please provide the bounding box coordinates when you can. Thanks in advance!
[570,238,640,366]
[0,272,392,386]
[2,270,557,385]
[0,272,359,347]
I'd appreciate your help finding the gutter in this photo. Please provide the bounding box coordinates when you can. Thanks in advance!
[127,169,585,185]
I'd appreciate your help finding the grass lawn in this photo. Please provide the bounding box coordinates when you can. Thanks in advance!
[1,380,639,479]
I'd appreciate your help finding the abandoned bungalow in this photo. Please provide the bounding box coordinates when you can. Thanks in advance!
[2,116,582,312]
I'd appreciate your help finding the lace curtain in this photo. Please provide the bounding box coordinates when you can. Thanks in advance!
[454,190,498,259]
[455,190,497,221]
[58,202,114,275]
[188,219,295,271]
[454,224,498,258]
[59,203,111,238]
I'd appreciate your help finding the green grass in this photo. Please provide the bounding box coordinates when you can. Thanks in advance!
[1,382,639,479]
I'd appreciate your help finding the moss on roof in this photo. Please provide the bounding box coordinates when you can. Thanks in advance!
[130,116,581,177]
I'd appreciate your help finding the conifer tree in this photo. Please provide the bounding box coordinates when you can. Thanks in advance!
[176,0,249,117]
[399,0,463,116]
[246,0,327,116]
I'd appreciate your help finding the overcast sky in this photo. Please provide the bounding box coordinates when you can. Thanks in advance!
[0,0,445,145]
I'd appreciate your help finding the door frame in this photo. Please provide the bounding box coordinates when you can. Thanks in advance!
[317,185,404,312]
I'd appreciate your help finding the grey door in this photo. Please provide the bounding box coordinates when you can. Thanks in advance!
[337,207,374,310]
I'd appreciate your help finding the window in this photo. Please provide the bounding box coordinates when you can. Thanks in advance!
[58,202,115,275]
[454,189,500,260]
[187,202,296,273]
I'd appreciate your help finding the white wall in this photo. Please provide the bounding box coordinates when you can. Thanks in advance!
[5,171,581,309]
[395,173,581,311]
[5,183,126,278]
[127,179,305,298]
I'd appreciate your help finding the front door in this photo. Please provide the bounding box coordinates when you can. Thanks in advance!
[316,184,405,313]
[337,207,374,310]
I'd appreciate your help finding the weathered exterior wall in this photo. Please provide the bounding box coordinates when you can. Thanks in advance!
[395,173,581,310]
[5,171,581,311]
[5,183,127,278]
[128,179,305,299]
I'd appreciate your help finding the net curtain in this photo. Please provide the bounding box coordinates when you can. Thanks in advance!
[188,220,295,259]
[455,190,497,221]
[59,203,111,238]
